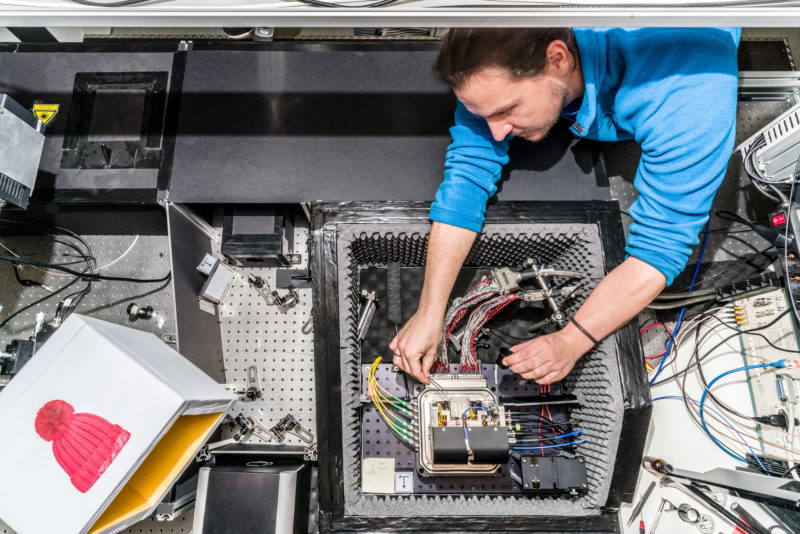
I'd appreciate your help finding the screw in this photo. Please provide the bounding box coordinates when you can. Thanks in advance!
[524,483,529,488]
[522,458,527,463]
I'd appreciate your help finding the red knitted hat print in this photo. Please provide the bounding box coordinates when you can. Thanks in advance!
[34,399,131,493]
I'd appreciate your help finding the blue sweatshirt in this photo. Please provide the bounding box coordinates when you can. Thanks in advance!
[430,27,740,286]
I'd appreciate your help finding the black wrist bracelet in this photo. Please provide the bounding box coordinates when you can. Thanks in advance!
[570,317,599,346]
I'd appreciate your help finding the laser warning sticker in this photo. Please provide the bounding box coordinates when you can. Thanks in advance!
[32,103,59,125]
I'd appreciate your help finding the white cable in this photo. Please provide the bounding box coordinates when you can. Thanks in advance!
[95,235,139,272]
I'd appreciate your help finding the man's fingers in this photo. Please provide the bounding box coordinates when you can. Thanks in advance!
[510,340,531,352]
[392,354,406,372]
[404,351,427,384]
[508,351,543,374]
[537,370,562,385]
[502,346,536,367]
[389,335,399,353]
[421,348,437,379]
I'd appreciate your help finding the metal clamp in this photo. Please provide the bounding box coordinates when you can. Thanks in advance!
[245,365,263,401]
[196,412,317,462]
[270,414,315,444]
[225,365,263,402]
[247,273,300,311]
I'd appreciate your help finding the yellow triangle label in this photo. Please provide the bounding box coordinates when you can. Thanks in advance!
[32,103,59,125]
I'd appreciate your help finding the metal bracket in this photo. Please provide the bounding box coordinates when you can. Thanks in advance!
[170,203,219,242]
[356,289,377,341]
[245,365,263,401]
[156,189,169,206]
[254,27,275,41]
[196,412,318,463]
[224,365,264,402]
[247,273,300,311]
[739,71,800,102]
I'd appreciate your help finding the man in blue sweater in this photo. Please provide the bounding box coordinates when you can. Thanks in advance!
[389,27,740,385]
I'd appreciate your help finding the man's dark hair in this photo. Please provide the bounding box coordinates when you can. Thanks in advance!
[435,28,578,89]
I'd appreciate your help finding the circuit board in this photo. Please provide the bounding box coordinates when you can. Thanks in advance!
[734,288,800,462]
[359,363,586,495]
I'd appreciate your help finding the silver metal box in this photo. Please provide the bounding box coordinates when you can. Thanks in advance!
[0,94,45,209]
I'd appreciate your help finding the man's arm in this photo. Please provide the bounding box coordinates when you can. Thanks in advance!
[390,100,510,383]
[389,222,476,384]
[504,30,739,382]
[502,256,665,383]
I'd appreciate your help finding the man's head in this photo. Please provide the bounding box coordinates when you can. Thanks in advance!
[436,28,583,143]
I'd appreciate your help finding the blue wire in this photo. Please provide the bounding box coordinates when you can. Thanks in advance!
[650,220,710,386]
[512,439,587,450]
[464,406,494,418]
[462,406,495,445]
[698,361,786,473]
[652,395,770,476]
[517,429,584,441]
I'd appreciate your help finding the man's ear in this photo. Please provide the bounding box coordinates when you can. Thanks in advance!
[545,40,573,76]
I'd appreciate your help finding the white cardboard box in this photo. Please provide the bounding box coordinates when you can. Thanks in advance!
[0,314,236,534]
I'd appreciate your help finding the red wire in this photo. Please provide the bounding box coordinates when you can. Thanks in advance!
[640,322,674,360]
[640,322,673,337]
[539,405,545,456]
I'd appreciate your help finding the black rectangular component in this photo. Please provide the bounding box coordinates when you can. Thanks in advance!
[221,205,295,267]
[0,172,31,210]
[61,71,168,170]
[194,456,311,534]
[0,339,35,376]
[520,456,587,493]
[738,39,794,71]
[432,426,509,465]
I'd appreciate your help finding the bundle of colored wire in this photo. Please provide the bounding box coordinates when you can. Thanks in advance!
[460,293,520,371]
[512,439,586,451]
[653,395,771,475]
[367,356,417,446]
[438,277,496,371]
[698,360,788,470]
[657,308,800,474]
[649,220,710,385]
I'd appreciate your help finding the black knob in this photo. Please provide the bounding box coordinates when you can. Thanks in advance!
[127,303,153,320]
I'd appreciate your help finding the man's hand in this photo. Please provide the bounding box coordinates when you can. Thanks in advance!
[501,257,666,384]
[389,310,442,384]
[501,326,594,384]
[389,222,478,385]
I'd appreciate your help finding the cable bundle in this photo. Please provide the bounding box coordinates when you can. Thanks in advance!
[0,218,171,331]
[509,406,584,456]
[459,293,520,372]
[435,276,496,372]
[367,356,418,447]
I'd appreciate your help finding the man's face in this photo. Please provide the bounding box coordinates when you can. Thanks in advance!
[455,66,570,143]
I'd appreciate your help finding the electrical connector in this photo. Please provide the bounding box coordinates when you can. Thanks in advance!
[753,412,799,430]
